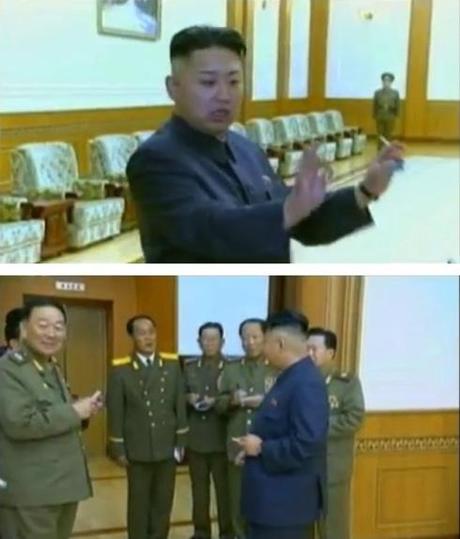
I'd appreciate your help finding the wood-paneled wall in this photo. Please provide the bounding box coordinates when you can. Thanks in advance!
[0,276,177,355]
[0,0,458,192]
[280,276,364,374]
[353,410,459,539]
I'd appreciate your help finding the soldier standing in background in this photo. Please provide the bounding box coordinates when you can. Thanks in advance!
[307,327,365,539]
[216,318,277,539]
[107,315,188,539]
[184,322,233,539]
[373,72,400,150]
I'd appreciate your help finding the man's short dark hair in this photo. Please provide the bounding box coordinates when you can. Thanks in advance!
[307,327,337,352]
[126,315,156,336]
[238,318,266,336]
[4,308,23,343]
[198,322,224,338]
[381,72,395,82]
[265,310,309,337]
[170,25,247,61]
[22,298,67,323]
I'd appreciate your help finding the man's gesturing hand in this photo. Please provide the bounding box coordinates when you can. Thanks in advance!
[283,145,331,229]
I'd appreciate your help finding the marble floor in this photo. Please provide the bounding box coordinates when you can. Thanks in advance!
[43,142,459,265]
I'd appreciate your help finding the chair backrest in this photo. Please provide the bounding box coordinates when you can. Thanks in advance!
[245,118,276,150]
[271,116,297,147]
[133,130,155,145]
[11,142,79,197]
[309,112,330,136]
[229,122,247,137]
[290,115,313,142]
[89,134,138,179]
[325,110,345,132]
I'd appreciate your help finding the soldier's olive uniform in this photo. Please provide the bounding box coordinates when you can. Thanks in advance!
[373,87,400,149]
[0,346,92,539]
[184,355,232,539]
[107,353,188,539]
[216,357,277,539]
[319,371,365,539]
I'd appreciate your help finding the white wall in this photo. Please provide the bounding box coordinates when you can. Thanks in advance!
[288,0,311,98]
[427,0,460,101]
[252,0,280,100]
[0,0,227,112]
[326,0,411,98]
[359,276,459,411]
[178,277,270,356]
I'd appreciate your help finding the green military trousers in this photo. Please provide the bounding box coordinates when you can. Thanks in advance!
[0,502,77,539]
[318,481,351,539]
[376,116,397,149]
[127,459,176,539]
[188,450,232,539]
[228,462,247,539]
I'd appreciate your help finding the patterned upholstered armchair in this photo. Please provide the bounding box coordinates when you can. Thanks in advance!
[133,130,156,145]
[0,195,45,263]
[88,134,138,229]
[324,110,367,155]
[10,142,124,249]
[269,116,307,177]
[305,112,338,163]
[245,118,282,174]
[229,122,248,137]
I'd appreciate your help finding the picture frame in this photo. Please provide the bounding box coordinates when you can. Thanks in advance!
[97,0,161,41]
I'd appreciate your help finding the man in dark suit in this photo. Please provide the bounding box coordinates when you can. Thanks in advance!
[0,308,23,357]
[235,311,329,539]
[127,25,404,263]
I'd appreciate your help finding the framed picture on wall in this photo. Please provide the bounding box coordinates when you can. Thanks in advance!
[97,0,161,41]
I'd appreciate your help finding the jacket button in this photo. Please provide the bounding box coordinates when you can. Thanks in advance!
[151,422,155,428]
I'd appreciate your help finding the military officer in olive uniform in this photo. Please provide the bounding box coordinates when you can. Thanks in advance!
[307,327,365,539]
[107,315,188,539]
[216,318,277,539]
[373,72,400,150]
[0,298,103,539]
[184,322,233,539]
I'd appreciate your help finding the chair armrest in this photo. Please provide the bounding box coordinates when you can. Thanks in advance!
[73,179,109,200]
[0,196,28,222]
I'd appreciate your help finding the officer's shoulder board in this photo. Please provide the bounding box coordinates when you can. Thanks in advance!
[112,356,132,367]
[6,350,27,365]
[160,352,179,361]
[184,356,199,365]
[334,371,352,382]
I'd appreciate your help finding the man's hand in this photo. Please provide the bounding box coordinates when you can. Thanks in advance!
[73,391,103,419]
[283,145,331,229]
[187,393,200,406]
[233,434,263,457]
[202,396,216,407]
[174,447,185,463]
[115,455,129,468]
[231,389,248,407]
[241,394,264,409]
[360,141,405,200]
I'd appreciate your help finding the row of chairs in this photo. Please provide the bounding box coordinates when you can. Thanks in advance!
[230,110,367,178]
[0,130,155,263]
[0,110,365,262]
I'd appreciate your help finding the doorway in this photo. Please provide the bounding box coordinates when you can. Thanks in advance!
[24,295,112,458]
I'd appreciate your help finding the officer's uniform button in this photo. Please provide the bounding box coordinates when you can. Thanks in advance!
[151,422,155,428]
[161,399,165,404]
[146,400,151,406]
[148,411,153,417]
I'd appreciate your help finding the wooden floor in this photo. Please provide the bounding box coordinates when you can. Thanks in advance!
[44,141,459,265]
[72,457,216,538]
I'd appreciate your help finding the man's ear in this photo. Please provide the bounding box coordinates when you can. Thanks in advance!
[165,75,176,101]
